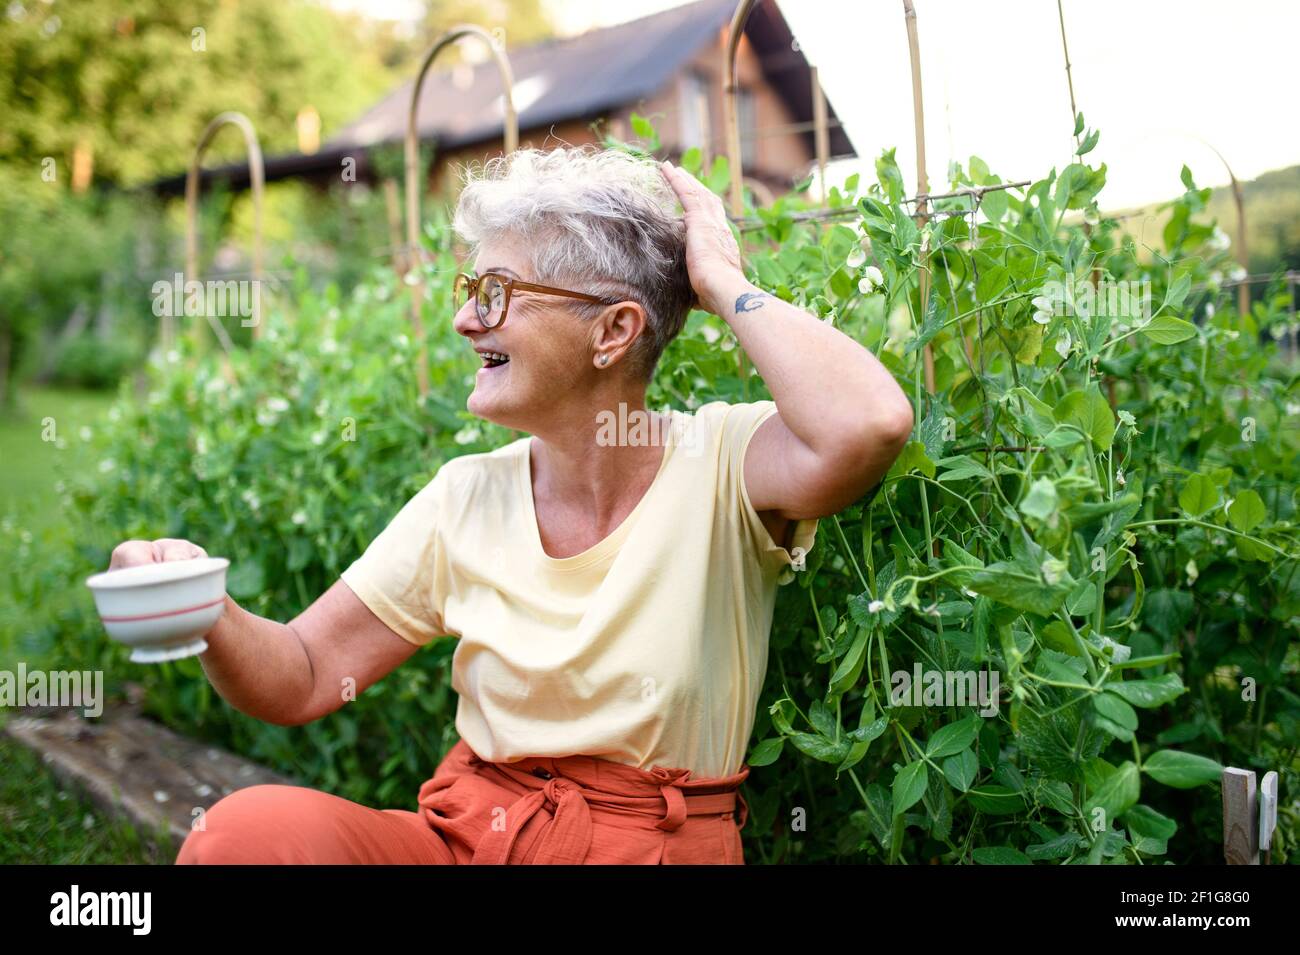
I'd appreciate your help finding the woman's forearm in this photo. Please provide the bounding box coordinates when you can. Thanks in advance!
[703,270,915,455]
[196,596,316,726]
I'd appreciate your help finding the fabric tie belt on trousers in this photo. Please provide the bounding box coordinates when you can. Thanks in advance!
[454,746,751,865]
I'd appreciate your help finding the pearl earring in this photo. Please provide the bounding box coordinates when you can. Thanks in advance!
[599,354,609,366]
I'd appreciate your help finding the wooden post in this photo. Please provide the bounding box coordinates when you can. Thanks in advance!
[1259,770,1278,865]
[722,0,758,219]
[1221,767,1259,864]
[811,64,829,204]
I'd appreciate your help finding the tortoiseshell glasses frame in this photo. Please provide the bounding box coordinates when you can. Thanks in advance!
[453,271,621,330]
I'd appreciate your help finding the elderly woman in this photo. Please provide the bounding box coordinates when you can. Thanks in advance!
[111,145,912,865]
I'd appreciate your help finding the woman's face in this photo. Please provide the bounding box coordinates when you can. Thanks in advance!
[453,236,595,431]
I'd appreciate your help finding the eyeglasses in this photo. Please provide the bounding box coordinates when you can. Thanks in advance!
[453,270,620,330]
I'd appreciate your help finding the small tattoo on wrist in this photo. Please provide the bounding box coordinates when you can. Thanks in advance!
[734,292,770,313]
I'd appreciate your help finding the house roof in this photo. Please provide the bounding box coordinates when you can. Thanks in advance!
[151,0,855,194]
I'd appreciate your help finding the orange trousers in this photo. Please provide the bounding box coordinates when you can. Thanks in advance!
[176,739,751,864]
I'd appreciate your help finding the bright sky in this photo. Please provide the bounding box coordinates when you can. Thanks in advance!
[330,0,1300,210]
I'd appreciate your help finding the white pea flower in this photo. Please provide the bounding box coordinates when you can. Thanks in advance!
[311,431,326,446]
[868,599,885,613]
[1205,302,1215,319]
[1208,270,1223,288]
[1185,559,1199,584]
[846,246,867,269]
[321,338,338,355]
[700,324,721,344]
[858,265,884,295]
[1115,468,1126,486]
[1285,401,1300,416]
[1040,558,1066,586]
[1208,227,1231,252]
[1054,329,1072,359]
[1083,207,1100,226]
[1033,310,1052,325]
[1228,265,1247,283]
[291,510,307,526]
[266,396,290,414]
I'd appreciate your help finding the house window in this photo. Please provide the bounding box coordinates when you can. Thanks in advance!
[737,86,756,169]
[678,71,710,152]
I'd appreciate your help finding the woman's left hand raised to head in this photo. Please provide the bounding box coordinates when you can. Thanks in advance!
[659,160,745,315]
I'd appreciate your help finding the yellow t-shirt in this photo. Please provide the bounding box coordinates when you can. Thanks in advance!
[340,399,819,778]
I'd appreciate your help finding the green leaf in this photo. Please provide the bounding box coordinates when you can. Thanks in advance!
[892,761,929,816]
[847,716,889,744]
[679,146,702,176]
[630,112,655,140]
[1006,386,1057,438]
[1142,750,1223,788]
[1105,673,1186,708]
[936,455,993,483]
[1227,489,1266,532]
[789,732,851,765]
[969,560,1073,616]
[926,716,980,759]
[704,155,730,195]
[1139,315,1196,344]
[1018,477,1059,521]
[1164,272,1192,310]
[747,737,784,767]
[1178,473,1219,517]
[1094,691,1138,730]
[1124,804,1177,841]
[1054,387,1116,451]
[1084,760,1140,822]
[888,440,935,479]
[942,749,978,792]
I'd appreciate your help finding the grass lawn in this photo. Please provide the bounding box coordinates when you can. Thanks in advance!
[0,386,169,864]
[0,711,174,864]
[0,385,119,533]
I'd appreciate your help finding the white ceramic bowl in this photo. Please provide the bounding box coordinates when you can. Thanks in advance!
[86,557,230,663]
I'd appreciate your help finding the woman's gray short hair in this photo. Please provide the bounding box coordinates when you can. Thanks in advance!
[451,144,695,381]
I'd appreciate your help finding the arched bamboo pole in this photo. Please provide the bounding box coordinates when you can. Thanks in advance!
[902,0,935,395]
[405,26,518,399]
[722,0,832,217]
[184,112,265,354]
[722,0,758,219]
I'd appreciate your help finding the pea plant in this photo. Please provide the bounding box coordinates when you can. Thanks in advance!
[650,121,1299,863]
[42,118,1299,863]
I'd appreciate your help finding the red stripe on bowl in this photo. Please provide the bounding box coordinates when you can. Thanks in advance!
[101,596,226,623]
